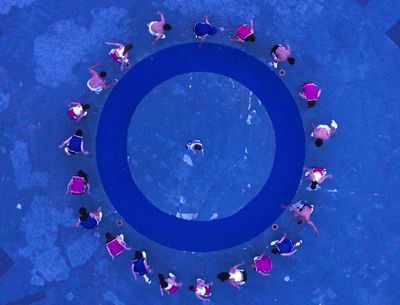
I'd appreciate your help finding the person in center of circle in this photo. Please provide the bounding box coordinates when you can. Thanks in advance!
[230,19,255,43]
[59,129,89,156]
[217,262,247,290]
[189,278,213,302]
[193,15,218,41]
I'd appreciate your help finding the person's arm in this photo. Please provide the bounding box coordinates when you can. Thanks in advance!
[259,271,271,276]
[317,88,322,98]
[230,262,244,271]
[306,220,320,237]
[298,91,306,99]
[74,219,81,227]
[144,259,152,273]
[76,112,86,122]
[88,64,100,76]
[106,246,115,260]
[205,15,210,24]
[157,11,165,23]
[69,101,80,106]
[281,249,297,256]
[285,43,291,53]
[105,41,124,48]
[80,141,89,155]
[250,19,254,31]
[195,293,210,302]
[86,183,91,194]
[65,178,73,194]
[131,264,137,279]
[159,286,164,296]
[59,137,72,148]
[320,174,333,183]
[152,33,164,45]
[102,79,118,90]
[228,279,241,290]
[230,37,244,43]
[278,232,287,243]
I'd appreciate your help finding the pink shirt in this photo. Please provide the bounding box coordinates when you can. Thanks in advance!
[302,82,319,100]
[236,24,252,41]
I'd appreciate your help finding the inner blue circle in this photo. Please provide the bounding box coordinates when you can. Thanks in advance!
[96,43,305,252]
[127,73,275,220]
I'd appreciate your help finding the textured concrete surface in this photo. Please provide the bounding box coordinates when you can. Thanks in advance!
[0,0,399,304]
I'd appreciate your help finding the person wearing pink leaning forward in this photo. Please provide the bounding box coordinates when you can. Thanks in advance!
[311,120,338,147]
[281,202,320,237]
[253,253,272,276]
[304,166,332,190]
[298,82,322,108]
[106,41,133,71]
[189,278,213,302]
[105,232,132,260]
[230,20,255,43]
[217,262,247,290]
[148,11,172,45]
[67,101,90,121]
[87,63,117,94]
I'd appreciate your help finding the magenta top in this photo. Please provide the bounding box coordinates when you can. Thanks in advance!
[106,238,126,256]
[302,82,319,100]
[167,285,179,295]
[254,255,273,273]
[236,24,252,41]
[71,176,85,195]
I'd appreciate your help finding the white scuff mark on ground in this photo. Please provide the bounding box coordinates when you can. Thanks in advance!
[210,213,218,220]
[373,193,379,196]
[183,154,193,166]
[247,184,251,189]
[258,99,261,106]
[176,212,198,220]
[179,196,186,204]
[284,275,290,282]
[16,203,22,209]
[229,78,235,88]
[247,91,253,110]
[246,114,253,125]
[327,189,337,193]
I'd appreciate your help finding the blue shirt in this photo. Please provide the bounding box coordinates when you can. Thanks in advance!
[68,135,82,153]
[276,239,293,254]
[80,216,98,229]
[132,258,147,275]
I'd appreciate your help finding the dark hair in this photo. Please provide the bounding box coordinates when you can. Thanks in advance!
[189,285,196,292]
[77,170,89,183]
[163,24,172,31]
[79,207,89,221]
[311,181,318,190]
[307,100,317,108]
[158,274,168,288]
[315,139,323,147]
[271,247,279,254]
[99,71,107,78]
[82,104,90,110]
[288,57,295,65]
[217,272,230,282]
[105,232,114,243]
[194,144,202,151]
[124,44,133,54]
[75,129,83,136]
[245,34,256,42]
[134,250,144,260]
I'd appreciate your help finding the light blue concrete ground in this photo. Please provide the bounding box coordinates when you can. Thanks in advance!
[0,0,400,304]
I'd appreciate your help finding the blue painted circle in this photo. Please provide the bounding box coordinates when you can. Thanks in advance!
[96,43,305,252]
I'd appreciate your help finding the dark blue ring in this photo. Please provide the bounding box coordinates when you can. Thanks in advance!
[96,43,305,252]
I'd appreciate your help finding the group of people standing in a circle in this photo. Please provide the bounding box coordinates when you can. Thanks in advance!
[58,12,338,301]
